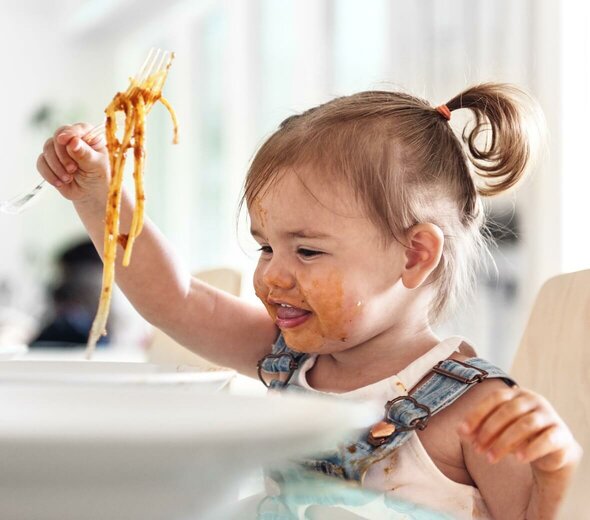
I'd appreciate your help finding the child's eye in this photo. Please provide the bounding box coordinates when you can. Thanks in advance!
[257,245,273,255]
[298,248,322,258]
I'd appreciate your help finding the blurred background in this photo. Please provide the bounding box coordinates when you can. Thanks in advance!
[0,0,588,368]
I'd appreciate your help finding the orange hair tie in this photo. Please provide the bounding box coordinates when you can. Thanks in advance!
[435,104,451,121]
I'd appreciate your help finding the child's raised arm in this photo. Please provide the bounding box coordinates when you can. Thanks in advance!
[36,123,278,376]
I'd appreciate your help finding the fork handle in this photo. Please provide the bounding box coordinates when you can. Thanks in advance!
[0,179,48,215]
[1,123,106,215]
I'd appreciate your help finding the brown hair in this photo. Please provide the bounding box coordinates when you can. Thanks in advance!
[241,83,544,320]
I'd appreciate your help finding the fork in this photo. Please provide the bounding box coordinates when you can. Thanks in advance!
[0,48,173,215]
[0,124,106,215]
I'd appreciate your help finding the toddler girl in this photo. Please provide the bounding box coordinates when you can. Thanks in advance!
[37,83,581,519]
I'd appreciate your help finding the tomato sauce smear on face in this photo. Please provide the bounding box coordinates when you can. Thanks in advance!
[276,271,361,353]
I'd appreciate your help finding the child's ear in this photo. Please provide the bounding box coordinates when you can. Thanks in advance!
[401,223,444,289]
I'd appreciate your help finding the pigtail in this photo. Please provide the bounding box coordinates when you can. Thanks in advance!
[446,83,544,196]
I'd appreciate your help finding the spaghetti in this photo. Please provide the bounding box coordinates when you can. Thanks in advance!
[85,53,178,358]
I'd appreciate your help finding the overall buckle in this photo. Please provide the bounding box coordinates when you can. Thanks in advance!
[432,359,488,385]
[367,395,431,447]
[257,353,300,388]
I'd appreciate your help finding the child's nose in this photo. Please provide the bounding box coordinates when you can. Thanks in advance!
[262,259,295,290]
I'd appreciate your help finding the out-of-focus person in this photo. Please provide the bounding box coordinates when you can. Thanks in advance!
[30,238,109,347]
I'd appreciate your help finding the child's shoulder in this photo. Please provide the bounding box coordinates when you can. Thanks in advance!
[433,350,514,427]
[415,350,514,485]
[419,349,513,431]
[413,345,514,408]
[448,350,514,403]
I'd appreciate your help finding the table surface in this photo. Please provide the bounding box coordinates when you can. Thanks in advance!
[1,345,453,520]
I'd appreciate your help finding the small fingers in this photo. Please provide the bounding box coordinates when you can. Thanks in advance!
[43,139,72,183]
[65,136,105,172]
[55,122,93,144]
[55,123,95,166]
[519,425,562,462]
[459,386,519,437]
[53,126,79,174]
[518,425,581,474]
[469,392,539,451]
[83,125,106,150]
[66,136,89,161]
[37,154,64,188]
[53,124,73,143]
[485,411,552,463]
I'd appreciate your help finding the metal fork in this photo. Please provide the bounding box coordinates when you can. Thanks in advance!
[0,48,173,215]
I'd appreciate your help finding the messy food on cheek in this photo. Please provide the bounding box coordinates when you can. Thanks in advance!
[254,282,274,320]
[256,271,361,354]
[251,197,268,230]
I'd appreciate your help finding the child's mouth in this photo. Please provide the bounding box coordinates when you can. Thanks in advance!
[274,303,312,329]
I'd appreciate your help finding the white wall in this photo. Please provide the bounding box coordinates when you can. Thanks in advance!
[0,1,139,327]
[561,3,590,273]
[0,2,80,314]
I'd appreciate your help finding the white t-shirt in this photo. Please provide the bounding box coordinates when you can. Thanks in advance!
[292,336,492,520]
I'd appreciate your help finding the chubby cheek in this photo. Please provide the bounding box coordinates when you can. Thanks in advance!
[284,271,362,353]
[253,269,275,319]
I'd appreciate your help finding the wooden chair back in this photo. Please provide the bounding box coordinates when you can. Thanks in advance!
[511,270,590,518]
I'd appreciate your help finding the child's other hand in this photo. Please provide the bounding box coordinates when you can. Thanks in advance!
[36,123,109,202]
[458,386,582,478]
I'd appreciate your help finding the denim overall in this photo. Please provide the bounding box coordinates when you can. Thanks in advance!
[258,334,517,483]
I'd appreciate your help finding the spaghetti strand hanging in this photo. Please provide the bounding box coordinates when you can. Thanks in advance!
[86,53,178,358]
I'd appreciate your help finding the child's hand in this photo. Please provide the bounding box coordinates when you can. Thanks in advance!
[36,123,110,202]
[458,386,582,477]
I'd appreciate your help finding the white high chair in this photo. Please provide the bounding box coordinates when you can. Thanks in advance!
[511,269,590,519]
[147,267,241,368]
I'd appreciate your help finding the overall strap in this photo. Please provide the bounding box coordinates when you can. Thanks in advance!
[304,357,516,481]
[412,357,516,413]
[257,334,309,390]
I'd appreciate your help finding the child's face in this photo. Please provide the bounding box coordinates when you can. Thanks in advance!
[250,168,409,354]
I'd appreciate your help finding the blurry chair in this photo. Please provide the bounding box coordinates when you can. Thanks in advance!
[147,267,242,369]
[511,269,590,519]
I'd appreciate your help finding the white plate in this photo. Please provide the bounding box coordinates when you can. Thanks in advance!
[0,344,28,360]
[0,385,379,520]
[0,360,235,391]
